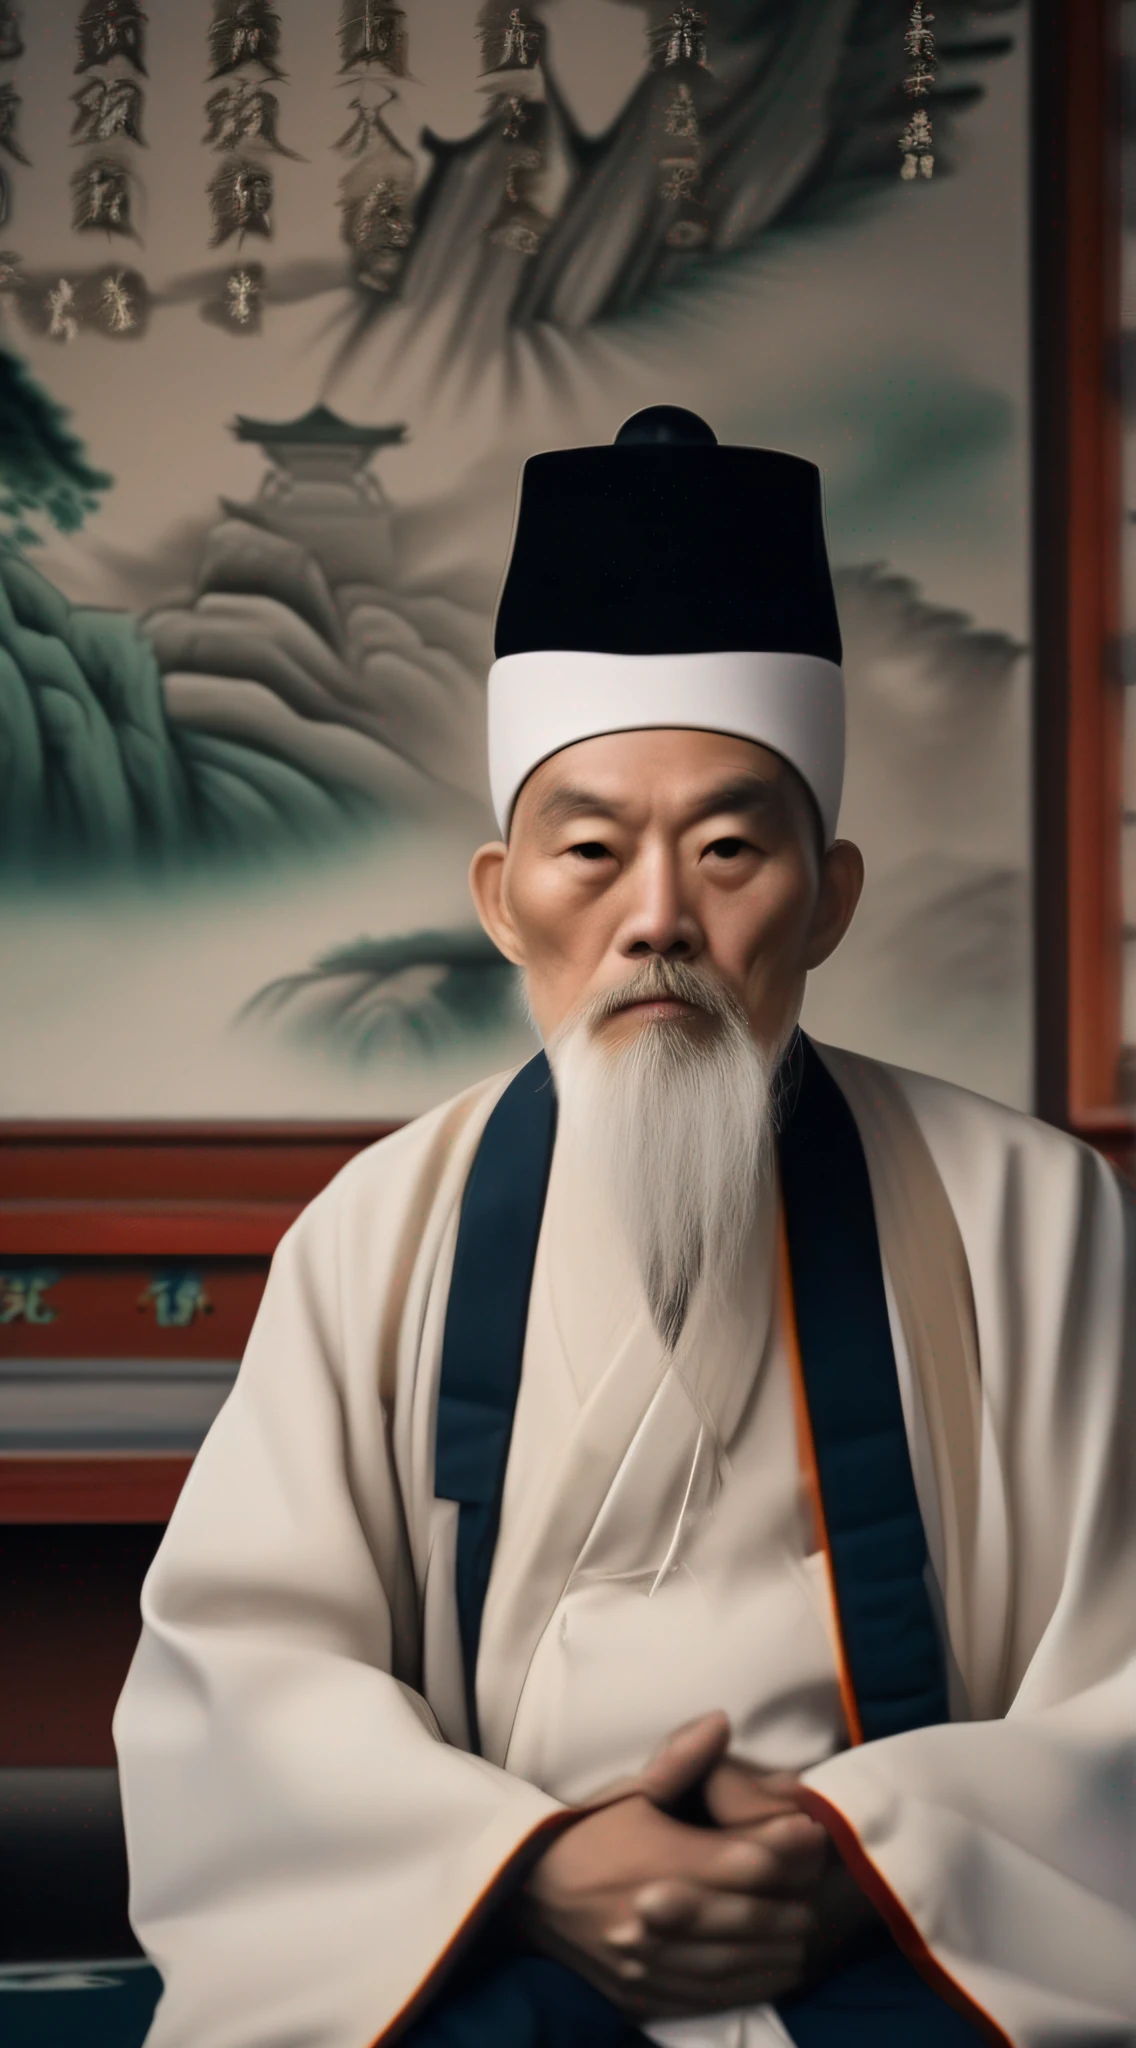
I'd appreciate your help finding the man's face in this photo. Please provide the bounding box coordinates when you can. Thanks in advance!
[470,727,863,1049]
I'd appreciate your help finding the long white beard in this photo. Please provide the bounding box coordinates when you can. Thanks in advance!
[546,961,778,1351]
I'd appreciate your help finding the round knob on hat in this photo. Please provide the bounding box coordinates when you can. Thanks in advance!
[614,405,717,446]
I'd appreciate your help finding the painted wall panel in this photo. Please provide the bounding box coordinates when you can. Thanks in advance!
[0,0,1031,1118]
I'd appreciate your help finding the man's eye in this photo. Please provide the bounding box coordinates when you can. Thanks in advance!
[569,841,612,861]
[705,836,752,859]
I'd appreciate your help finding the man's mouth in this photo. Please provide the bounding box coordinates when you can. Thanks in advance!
[611,995,702,1020]
[598,988,716,1033]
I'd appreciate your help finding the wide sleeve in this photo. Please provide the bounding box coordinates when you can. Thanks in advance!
[799,1120,1136,2046]
[113,1153,565,2048]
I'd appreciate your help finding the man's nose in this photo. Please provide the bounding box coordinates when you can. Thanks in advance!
[622,848,703,960]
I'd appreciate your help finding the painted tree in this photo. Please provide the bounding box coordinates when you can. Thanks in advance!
[0,341,111,548]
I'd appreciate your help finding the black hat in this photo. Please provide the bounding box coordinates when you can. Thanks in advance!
[489,407,845,836]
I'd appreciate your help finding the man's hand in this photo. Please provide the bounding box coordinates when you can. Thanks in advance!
[517,1713,829,2020]
[699,1754,885,1982]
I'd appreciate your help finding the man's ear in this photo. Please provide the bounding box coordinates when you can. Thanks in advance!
[804,840,864,971]
[468,840,527,967]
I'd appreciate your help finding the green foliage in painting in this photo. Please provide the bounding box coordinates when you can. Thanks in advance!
[243,929,515,1063]
[0,551,379,874]
[0,344,112,548]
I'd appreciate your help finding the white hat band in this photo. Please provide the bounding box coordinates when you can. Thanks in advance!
[488,649,845,843]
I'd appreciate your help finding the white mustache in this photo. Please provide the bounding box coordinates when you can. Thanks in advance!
[581,958,745,1035]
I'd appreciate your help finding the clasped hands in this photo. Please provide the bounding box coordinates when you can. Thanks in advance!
[516,1710,878,2023]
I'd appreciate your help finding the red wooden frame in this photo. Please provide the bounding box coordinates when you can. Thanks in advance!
[0,1125,393,1519]
[0,1456,193,1524]
[1065,0,1128,1139]
[0,1122,395,1258]
[1032,0,1133,1168]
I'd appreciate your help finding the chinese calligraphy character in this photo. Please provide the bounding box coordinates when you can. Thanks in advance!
[904,60,935,97]
[478,2,543,75]
[660,157,699,202]
[500,7,538,67]
[651,6,709,71]
[0,84,30,167]
[479,91,545,171]
[340,1,408,76]
[0,1270,59,1325]
[900,145,934,179]
[904,4,935,60]
[334,93,408,161]
[72,159,134,235]
[0,3,24,64]
[342,176,411,255]
[485,152,551,255]
[97,268,142,332]
[137,1273,213,1329]
[208,156,274,244]
[208,0,285,81]
[75,0,148,77]
[47,278,79,341]
[224,264,263,327]
[665,83,699,141]
[72,78,145,146]
[203,82,296,156]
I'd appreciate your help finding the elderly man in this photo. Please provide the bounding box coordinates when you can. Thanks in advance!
[115,410,1135,2048]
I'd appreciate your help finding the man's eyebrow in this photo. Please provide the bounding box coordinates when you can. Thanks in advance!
[687,775,778,823]
[532,772,780,833]
[533,783,625,830]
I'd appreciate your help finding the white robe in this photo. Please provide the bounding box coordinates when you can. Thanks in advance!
[113,1047,1136,2048]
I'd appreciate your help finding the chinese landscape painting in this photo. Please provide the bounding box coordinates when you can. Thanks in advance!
[0,0,1030,1119]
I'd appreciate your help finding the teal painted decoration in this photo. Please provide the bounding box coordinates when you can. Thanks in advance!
[138,1274,214,1328]
[0,1270,59,1325]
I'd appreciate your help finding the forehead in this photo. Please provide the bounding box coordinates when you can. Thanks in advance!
[515,727,796,826]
